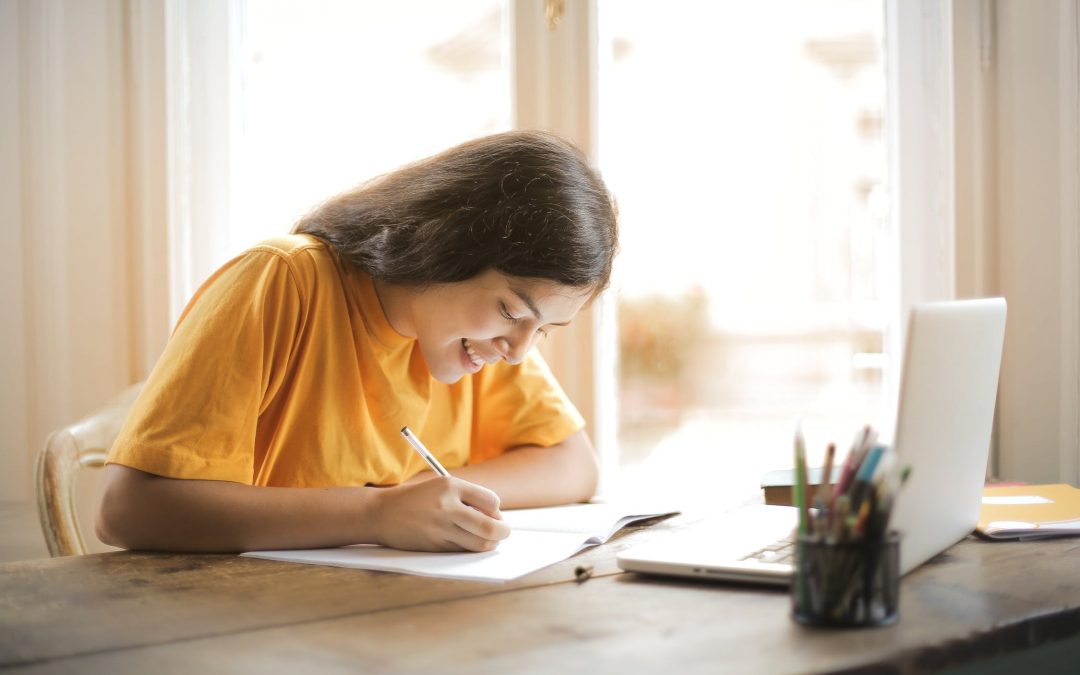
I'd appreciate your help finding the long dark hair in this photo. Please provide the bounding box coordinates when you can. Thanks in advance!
[293,130,618,296]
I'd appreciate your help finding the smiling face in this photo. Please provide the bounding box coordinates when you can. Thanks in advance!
[376,270,591,384]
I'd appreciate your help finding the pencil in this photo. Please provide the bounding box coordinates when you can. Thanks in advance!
[400,426,450,477]
[831,425,871,508]
[816,442,837,507]
[794,420,809,536]
[815,442,836,537]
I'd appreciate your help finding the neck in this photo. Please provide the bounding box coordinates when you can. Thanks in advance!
[371,278,416,338]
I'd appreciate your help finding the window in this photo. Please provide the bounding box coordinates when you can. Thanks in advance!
[231,0,513,253]
[171,1,900,502]
[597,1,889,507]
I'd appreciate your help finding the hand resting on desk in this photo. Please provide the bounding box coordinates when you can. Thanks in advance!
[96,464,509,554]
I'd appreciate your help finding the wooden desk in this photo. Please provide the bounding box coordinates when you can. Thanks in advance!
[2,516,1080,674]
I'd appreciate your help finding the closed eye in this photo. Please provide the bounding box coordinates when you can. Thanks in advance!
[501,301,550,337]
[499,302,520,323]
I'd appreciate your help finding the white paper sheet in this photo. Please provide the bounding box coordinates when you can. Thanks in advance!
[241,503,676,582]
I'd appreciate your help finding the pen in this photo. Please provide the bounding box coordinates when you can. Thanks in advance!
[830,425,869,510]
[848,444,886,512]
[400,426,450,477]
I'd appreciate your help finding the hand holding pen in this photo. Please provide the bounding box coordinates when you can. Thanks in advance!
[369,427,509,552]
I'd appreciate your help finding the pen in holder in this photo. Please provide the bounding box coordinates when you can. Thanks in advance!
[792,531,900,627]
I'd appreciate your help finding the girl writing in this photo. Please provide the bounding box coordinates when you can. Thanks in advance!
[97,131,618,554]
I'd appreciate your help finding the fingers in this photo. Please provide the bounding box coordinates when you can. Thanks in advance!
[454,479,502,519]
[375,477,510,552]
[445,525,505,553]
[453,502,511,543]
[443,478,509,546]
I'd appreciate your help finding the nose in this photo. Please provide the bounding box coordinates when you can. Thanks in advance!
[493,332,531,365]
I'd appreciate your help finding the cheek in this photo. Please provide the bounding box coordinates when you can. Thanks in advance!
[420,313,498,345]
[455,310,504,340]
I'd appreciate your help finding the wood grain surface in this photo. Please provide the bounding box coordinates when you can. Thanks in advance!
[2,515,1079,674]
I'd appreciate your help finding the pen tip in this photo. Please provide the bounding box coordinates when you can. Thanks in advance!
[400,426,408,434]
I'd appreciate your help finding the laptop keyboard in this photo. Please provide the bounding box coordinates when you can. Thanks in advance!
[739,533,796,565]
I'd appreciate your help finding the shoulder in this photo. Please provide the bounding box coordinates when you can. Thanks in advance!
[247,233,331,266]
[239,234,343,292]
[178,235,339,321]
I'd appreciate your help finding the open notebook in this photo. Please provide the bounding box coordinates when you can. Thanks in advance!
[242,503,677,583]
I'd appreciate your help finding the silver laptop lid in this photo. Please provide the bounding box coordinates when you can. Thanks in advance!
[889,298,1007,574]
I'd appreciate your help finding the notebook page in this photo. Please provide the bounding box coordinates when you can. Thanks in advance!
[243,529,594,583]
[501,502,677,539]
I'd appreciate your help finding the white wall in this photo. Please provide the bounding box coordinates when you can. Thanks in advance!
[0,0,29,502]
[994,0,1080,484]
[894,0,1079,485]
[1,0,132,508]
[0,0,169,542]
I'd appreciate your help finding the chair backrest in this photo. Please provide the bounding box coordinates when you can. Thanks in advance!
[35,382,143,556]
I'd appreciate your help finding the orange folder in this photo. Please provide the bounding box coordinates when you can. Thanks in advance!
[977,483,1080,540]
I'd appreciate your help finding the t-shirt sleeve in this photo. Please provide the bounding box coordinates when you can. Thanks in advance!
[468,350,586,464]
[107,250,303,483]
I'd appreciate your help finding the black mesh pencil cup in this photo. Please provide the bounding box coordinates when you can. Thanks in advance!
[791,531,900,628]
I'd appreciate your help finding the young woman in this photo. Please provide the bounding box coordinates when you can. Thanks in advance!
[96,130,618,554]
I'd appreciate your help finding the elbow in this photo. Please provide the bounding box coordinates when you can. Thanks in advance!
[567,432,600,503]
[579,451,600,502]
[95,465,149,550]
[95,499,119,549]
[95,477,130,549]
[95,511,119,549]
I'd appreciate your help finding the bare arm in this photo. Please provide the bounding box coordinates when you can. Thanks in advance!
[95,464,509,554]
[412,429,599,509]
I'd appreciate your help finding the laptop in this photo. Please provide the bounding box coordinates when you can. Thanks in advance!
[616,298,1008,585]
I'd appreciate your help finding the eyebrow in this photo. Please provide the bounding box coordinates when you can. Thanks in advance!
[510,287,572,327]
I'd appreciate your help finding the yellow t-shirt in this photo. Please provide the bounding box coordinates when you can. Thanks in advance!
[108,234,585,487]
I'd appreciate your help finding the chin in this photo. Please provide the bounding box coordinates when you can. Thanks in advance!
[427,357,467,385]
[431,370,465,385]
[422,341,476,385]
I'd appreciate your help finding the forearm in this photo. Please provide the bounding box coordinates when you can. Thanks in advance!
[97,465,380,553]
[448,430,599,509]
